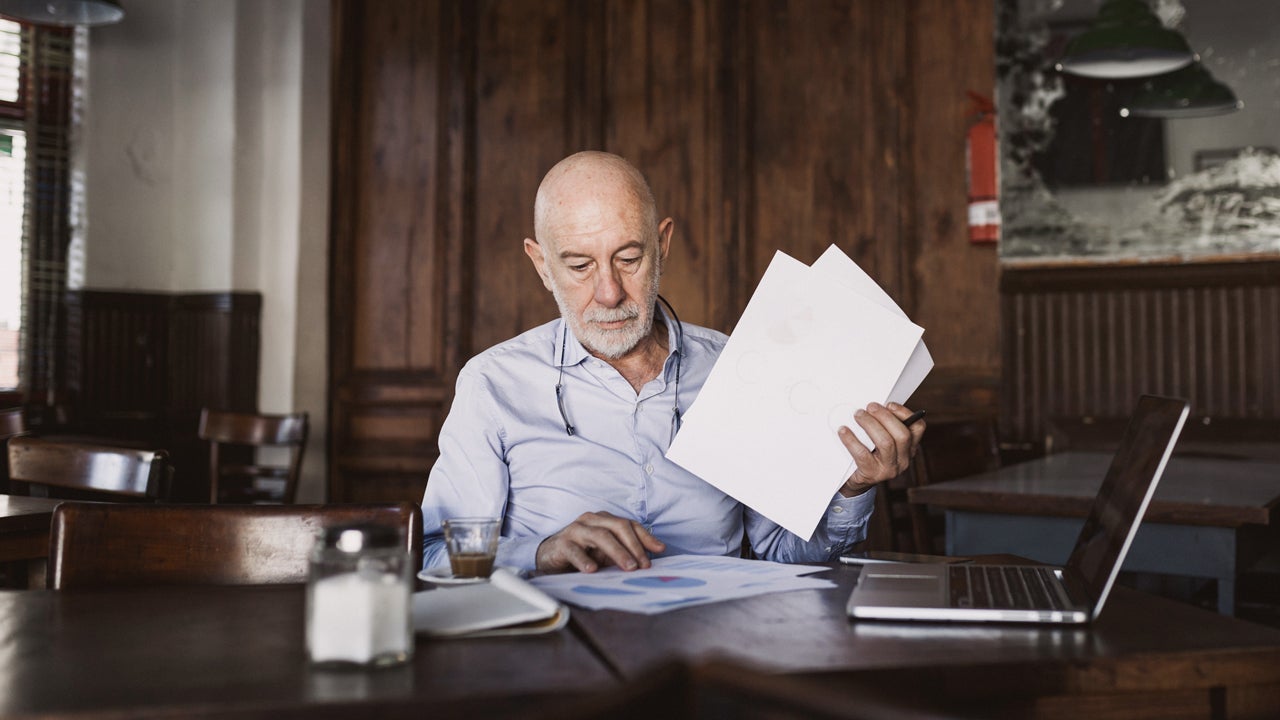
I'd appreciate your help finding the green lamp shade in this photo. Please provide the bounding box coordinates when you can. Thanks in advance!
[1121,62,1244,119]
[1057,0,1194,79]
[0,0,123,26]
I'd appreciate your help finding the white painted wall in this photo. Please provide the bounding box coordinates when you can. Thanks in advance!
[80,0,330,501]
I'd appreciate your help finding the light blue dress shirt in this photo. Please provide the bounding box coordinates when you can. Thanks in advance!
[420,311,877,571]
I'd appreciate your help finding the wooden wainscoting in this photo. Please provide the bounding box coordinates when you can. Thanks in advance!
[63,290,261,501]
[1000,259,1280,450]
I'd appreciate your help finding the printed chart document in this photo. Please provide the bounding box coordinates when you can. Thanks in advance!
[412,568,569,637]
[666,246,931,540]
[529,554,834,615]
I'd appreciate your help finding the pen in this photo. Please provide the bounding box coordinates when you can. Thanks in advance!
[839,555,901,566]
[902,409,926,427]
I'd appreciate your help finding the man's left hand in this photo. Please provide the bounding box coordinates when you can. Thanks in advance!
[836,402,926,497]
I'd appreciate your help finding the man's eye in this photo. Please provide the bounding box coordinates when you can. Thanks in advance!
[620,257,641,265]
[570,263,590,272]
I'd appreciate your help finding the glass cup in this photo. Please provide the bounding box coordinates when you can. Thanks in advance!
[441,517,500,578]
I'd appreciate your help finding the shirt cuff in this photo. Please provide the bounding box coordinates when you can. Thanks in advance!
[496,534,544,572]
[826,484,876,528]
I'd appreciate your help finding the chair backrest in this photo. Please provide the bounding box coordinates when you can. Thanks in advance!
[198,409,309,504]
[0,407,25,493]
[47,502,423,590]
[891,416,1002,554]
[917,416,1002,485]
[7,436,169,501]
[0,407,23,439]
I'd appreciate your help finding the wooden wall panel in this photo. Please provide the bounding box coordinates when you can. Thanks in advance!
[604,0,732,329]
[63,290,260,501]
[470,0,579,352]
[904,0,1001,418]
[330,0,1002,503]
[1001,261,1280,449]
[750,1,909,299]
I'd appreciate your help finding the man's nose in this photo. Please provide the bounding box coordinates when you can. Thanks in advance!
[593,266,625,307]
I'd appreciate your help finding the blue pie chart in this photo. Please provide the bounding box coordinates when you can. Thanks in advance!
[623,575,706,589]
[572,585,643,596]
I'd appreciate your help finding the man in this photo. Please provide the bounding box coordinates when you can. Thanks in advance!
[421,151,924,574]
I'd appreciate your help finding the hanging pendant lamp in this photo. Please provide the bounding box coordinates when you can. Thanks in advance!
[1120,62,1244,119]
[1056,0,1194,79]
[0,0,123,27]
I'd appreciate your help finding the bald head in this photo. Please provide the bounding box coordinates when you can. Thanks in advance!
[533,151,659,248]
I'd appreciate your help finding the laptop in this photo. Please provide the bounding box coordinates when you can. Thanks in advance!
[846,395,1190,624]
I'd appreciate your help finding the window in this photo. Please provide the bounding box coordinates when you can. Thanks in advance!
[0,18,24,391]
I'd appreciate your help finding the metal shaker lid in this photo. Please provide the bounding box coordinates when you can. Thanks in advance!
[322,523,401,553]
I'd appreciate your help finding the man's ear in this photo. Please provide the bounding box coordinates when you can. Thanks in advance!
[524,238,554,292]
[657,217,674,268]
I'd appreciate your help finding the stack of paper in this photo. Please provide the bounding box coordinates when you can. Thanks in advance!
[666,245,932,541]
[529,554,834,615]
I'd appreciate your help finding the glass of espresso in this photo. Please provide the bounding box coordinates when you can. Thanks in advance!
[441,517,501,578]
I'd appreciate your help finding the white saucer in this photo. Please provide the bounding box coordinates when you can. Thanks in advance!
[417,567,512,585]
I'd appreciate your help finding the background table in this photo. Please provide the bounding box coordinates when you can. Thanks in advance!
[0,494,61,588]
[909,451,1280,614]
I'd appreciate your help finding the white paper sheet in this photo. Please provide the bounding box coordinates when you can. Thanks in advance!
[528,554,834,615]
[665,249,925,540]
[810,245,934,405]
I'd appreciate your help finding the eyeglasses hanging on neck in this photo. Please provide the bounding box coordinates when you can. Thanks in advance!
[556,295,684,443]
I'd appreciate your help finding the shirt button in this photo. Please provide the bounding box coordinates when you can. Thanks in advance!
[825,546,833,553]
[831,506,844,514]
[644,463,654,474]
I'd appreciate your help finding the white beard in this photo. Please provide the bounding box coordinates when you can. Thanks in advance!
[550,265,661,360]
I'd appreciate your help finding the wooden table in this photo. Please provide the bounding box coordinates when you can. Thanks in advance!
[0,494,61,588]
[0,583,614,718]
[0,494,60,562]
[909,451,1280,615]
[571,561,1280,716]
[4,562,1280,718]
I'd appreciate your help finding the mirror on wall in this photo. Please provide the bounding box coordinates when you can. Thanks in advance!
[997,0,1280,264]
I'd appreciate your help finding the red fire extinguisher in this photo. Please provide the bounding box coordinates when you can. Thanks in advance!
[966,92,1000,244]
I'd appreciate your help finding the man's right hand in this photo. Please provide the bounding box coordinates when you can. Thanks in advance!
[535,511,666,574]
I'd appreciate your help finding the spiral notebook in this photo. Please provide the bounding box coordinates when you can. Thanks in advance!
[412,568,569,638]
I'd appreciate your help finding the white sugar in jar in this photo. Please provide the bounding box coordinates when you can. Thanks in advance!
[306,524,413,667]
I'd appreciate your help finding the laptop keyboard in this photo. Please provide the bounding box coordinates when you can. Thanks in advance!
[948,565,1067,610]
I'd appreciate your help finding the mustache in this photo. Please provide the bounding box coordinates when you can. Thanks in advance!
[583,303,641,324]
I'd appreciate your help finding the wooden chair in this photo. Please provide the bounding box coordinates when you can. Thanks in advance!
[0,407,23,438]
[198,409,309,504]
[905,416,1001,554]
[863,464,923,554]
[7,435,170,501]
[1,407,25,493]
[47,501,423,590]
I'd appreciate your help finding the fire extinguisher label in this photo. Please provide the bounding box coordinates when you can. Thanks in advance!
[968,200,1000,227]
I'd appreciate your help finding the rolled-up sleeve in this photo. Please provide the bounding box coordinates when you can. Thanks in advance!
[421,366,520,570]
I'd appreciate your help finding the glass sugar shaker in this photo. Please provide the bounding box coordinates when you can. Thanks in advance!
[306,523,413,668]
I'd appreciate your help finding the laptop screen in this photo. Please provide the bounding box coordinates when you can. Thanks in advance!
[1064,396,1189,613]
